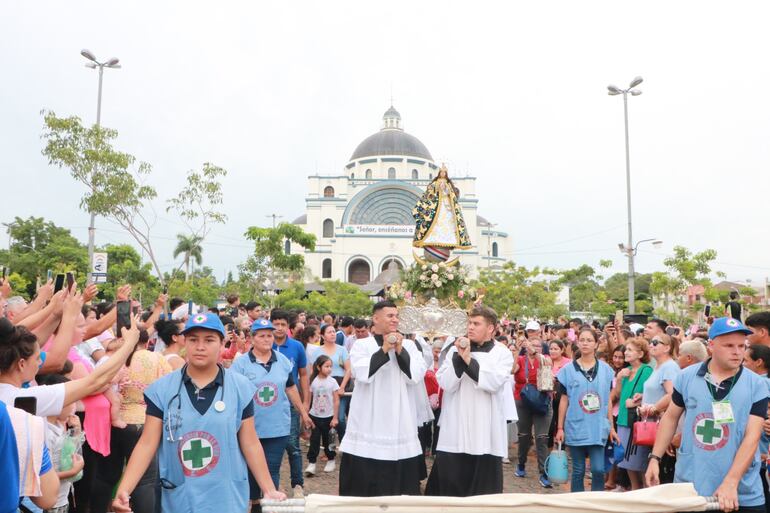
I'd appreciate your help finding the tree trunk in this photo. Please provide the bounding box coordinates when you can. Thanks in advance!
[185,255,190,283]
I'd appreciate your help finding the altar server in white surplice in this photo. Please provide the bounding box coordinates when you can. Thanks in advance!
[338,300,427,497]
[425,305,513,497]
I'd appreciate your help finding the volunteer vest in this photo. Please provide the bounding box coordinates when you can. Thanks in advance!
[231,349,293,438]
[558,360,613,447]
[144,369,255,513]
[674,365,765,507]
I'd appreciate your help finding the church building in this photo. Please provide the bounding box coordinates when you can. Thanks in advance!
[289,106,511,285]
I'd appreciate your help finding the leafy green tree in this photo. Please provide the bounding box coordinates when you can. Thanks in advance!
[650,246,719,321]
[167,163,228,237]
[173,234,203,282]
[167,266,221,307]
[556,264,601,311]
[0,216,88,297]
[273,280,372,317]
[244,223,316,273]
[99,244,159,302]
[41,112,163,281]
[321,281,374,317]
[477,262,567,321]
[602,272,654,313]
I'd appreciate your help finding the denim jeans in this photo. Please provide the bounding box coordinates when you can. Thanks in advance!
[285,406,304,487]
[249,435,289,499]
[337,395,350,440]
[568,444,605,492]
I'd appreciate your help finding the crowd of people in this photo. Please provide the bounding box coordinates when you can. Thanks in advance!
[1,278,770,513]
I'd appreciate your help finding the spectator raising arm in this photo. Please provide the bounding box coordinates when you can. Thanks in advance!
[39,291,83,375]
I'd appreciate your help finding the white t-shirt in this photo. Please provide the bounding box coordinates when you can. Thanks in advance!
[0,382,66,417]
[309,375,339,418]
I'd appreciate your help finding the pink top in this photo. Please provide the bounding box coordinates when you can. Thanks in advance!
[64,346,110,456]
[550,356,571,378]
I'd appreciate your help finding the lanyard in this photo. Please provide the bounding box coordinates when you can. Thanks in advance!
[577,361,598,383]
[705,372,737,402]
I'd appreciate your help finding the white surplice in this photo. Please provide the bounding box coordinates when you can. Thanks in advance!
[340,336,427,461]
[436,341,513,457]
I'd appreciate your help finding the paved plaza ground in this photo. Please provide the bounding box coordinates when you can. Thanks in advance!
[278,440,569,496]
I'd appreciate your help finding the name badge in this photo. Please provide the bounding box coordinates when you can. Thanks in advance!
[583,392,601,412]
[712,400,735,425]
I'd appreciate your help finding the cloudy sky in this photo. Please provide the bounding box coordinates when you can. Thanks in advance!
[2,1,769,287]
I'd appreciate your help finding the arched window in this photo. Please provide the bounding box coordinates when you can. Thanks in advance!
[388,167,396,179]
[323,186,335,198]
[365,169,372,179]
[348,259,371,285]
[350,172,354,180]
[381,258,404,272]
[492,241,499,257]
[284,239,291,255]
[429,172,433,180]
[322,258,332,279]
[323,219,334,238]
[411,169,418,180]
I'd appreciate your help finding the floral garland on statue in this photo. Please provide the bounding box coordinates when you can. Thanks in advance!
[387,261,478,307]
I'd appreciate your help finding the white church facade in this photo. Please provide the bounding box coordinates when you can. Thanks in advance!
[289,106,511,285]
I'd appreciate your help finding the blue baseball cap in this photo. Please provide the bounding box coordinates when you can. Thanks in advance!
[182,312,226,338]
[708,317,752,340]
[250,319,275,333]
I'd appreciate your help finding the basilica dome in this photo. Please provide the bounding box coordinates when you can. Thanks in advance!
[349,106,433,161]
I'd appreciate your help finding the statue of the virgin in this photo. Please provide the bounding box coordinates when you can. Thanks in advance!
[412,165,471,261]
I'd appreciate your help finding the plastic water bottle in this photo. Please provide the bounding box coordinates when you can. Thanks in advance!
[328,428,338,452]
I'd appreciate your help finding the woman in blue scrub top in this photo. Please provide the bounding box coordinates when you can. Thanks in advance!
[112,313,285,513]
[230,319,314,507]
[555,327,619,491]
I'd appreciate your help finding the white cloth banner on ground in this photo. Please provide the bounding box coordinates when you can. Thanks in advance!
[299,484,711,513]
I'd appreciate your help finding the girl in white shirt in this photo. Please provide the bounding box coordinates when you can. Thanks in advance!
[305,355,339,475]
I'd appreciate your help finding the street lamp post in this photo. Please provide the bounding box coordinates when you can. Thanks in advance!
[618,239,663,313]
[81,49,120,283]
[485,221,497,268]
[608,76,643,313]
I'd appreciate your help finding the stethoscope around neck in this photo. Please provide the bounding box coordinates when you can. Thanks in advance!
[164,363,226,443]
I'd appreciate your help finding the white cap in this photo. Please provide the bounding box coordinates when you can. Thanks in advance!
[172,303,199,320]
[629,323,644,335]
[525,320,541,331]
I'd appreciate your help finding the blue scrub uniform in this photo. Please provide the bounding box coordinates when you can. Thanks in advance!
[674,363,768,508]
[230,349,294,496]
[144,368,256,513]
[230,350,293,439]
[557,361,614,447]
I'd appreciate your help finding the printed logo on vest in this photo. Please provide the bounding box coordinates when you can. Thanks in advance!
[692,412,730,451]
[255,381,278,407]
[178,431,221,477]
[578,392,601,413]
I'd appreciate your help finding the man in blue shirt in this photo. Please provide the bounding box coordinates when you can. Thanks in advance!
[647,318,768,513]
[270,310,309,497]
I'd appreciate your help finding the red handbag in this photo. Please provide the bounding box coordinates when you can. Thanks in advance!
[632,418,658,447]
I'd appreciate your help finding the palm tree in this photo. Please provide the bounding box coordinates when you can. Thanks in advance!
[173,234,203,282]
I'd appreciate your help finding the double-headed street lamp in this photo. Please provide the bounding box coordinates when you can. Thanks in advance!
[607,76,645,314]
[618,238,663,313]
[81,49,120,283]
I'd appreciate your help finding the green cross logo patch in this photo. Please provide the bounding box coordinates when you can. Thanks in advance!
[255,381,278,407]
[693,413,729,451]
[178,431,220,477]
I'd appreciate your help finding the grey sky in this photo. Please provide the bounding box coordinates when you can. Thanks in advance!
[2,1,769,286]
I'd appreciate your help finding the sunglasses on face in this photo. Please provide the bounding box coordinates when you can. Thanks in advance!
[650,339,667,346]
